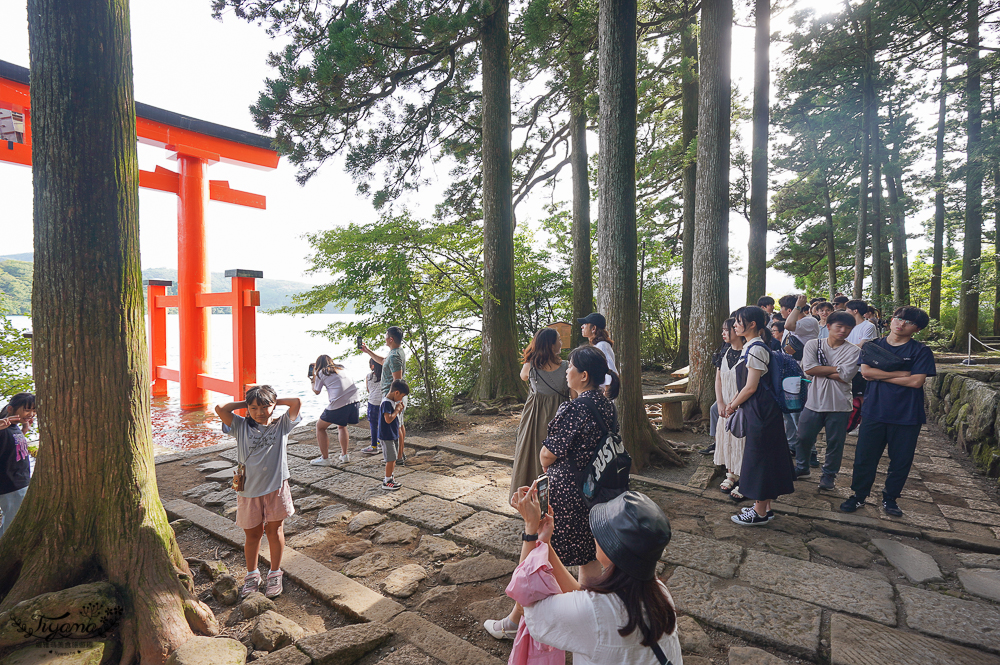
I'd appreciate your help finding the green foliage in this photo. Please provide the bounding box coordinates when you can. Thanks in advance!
[0,295,33,400]
[0,260,32,315]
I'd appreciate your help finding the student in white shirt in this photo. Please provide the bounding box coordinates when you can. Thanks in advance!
[579,312,618,390]
[846,300,879,346]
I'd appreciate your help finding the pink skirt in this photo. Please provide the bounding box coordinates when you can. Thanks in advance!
[236,480,295,529]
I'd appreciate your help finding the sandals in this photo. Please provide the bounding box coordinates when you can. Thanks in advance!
[730,485,748,502]
[720,477,736,494]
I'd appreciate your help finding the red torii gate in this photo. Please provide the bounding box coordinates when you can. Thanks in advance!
[1,60,279,409]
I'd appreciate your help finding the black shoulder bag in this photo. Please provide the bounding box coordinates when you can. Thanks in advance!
[576,397,631,508]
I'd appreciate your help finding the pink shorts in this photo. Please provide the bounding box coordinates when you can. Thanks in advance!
[236,480,295,529]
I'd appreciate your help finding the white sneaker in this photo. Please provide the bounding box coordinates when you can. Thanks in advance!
[338,453,350,464]
[310,456,333,466]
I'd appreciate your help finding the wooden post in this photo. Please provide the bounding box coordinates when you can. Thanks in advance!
[144,279,171,396]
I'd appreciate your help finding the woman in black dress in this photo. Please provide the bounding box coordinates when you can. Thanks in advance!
[484,345,620,641]
[724,306,795,525]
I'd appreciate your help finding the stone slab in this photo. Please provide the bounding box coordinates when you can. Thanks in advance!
[806,537,873,568]
[401,471,484,500]
[457,485,519,517]
[940,505,1000,527]
[340,454,414,479]
[925,482,990,501]
[154,441,235,465]
[959,553,1000,569]
[667,566,820,658]
[739,550,896,625]
[728,647,794,665]
[439,554,516,584]
[891,510,951,532]
[900,586,1000,654]
[295,622,394,664]
[219,448,240,463]
[312,472,420,511]
[287,443,321,459]
[288,465,340,487]
[197,460,234,472]
[969,500,1000,514]
[959,568,1000,603]
[386,612,506,665]
[434,441,486,459]
[871,538,943,583]
[660,529,742,579]
[831,613,999,665]
[253,646,311,665]
[922,531,1000,554]
[390,495,476,531]
[446,511,522,558]
[204,467,238,482]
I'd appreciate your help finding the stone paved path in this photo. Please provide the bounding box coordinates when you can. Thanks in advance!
[169,420,1000,664]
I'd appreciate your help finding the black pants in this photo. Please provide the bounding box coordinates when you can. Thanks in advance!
[850,419,922,502]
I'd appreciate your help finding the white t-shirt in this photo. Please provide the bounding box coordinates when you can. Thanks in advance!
[366,372,382,406]
[523,582,683,665]
[802,339,860,412]
[313,370,360,411]
[791,315,819,343]
[847,320,878,346]
[595,341,617,387]
[228,412,300,498]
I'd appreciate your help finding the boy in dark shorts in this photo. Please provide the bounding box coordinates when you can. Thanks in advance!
[840,307,935,517]
[379,380,410,491]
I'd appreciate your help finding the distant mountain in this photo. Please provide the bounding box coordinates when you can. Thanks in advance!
[0,256,349,315]
[0,253,33,263]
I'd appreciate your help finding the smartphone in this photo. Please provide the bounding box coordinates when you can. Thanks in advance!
[357,335,364,350]
[535,475,549,516]
[307,362,315,378]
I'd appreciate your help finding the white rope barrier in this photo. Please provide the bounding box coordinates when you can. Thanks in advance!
[965,333,1000,365]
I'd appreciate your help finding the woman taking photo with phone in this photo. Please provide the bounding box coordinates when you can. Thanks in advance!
[308,355,360,466]
[510,327,570,499]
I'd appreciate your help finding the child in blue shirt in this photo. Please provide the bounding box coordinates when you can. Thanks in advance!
[378,379,410,491]
[840,307,935,517]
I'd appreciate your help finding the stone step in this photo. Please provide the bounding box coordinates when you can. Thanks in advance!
[831,614,999,665]
[900,586,1000,654]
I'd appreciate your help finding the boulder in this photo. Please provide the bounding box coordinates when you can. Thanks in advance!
[967,384,1000,444]
[676,616,711,655]
[806,538,873,568]
[0,582,122,648]
[2,640,114,665]
[315,504,352,525]
[414,535,464,560]
[241,592,277,621]
[440,554,516,584]
[287,528,334,549]
[343,551,393,578]
[203,489,237,506]
[371,521,420,545]
[295,496,329,513]
[281,515,311,537]
[165,636,246,665]
[332,540,372,559]
[416,585,459,612]
[183,483,222,500]
[383,564,428,598]
[200,560,229,581]
[170,518,194,535]
[212,575,240,606]
[296,623,393,665]
[466,596,513,625]
[250,646,310,665]
[251,611,305,652]
[348,510,387,534]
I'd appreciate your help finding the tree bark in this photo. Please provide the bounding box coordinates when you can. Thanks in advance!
[570,92,593,349]
[746,0,769,305]
[887,170,909,307]
[992,81,1000,336]
[477,0,525,400]
[853,71,872,299]
[822,173,838,299]
[598,0,680,467]
[676,13,698,368]
[954,0,983,351]
[930,32,947,321]
[0,1,217,661]
[870,105,885,300]
[689,0,732,419]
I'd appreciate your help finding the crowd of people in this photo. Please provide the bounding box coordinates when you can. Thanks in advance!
[701,293,935,522]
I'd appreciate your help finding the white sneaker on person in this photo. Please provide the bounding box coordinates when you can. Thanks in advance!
[265,569,283,598]
[241,571,261,599]
[483,617,518,640]
[338,453,350,464]
[310,456,333,466]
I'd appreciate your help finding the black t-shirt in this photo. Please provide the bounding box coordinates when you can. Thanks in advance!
[860,338,936,425]
[0,424,31,494]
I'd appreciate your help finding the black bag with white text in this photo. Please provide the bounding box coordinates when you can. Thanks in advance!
[576,397,631,508]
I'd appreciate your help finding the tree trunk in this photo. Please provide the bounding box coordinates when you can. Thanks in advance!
[570,92,593,349]
[886,170,909,307]
[0,1,217,661]
[870,105,885,300]
[597,0,680,467]
[822,172,838,299]
[477,0,525,400]
[954,0,983,351]
[689,0,732,419]
[746,0,769,305]
[992,82,1000,336]
[930,32,947,321]
[853,74,871,299]
[676,13,698,368]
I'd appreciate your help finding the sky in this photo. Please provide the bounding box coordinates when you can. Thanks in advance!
[0,0,859,313]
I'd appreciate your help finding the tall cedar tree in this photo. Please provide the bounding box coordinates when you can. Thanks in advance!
[689,0,732,418]
[0,0,217,660]
[676,14,698,367]
[931,30,948,320]
[598,0,681,466]
[746,0,770,305]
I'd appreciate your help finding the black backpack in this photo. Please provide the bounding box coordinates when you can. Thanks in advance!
[576,397,631,508]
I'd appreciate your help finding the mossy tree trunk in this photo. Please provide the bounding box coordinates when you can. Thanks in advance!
[477,0,525,400]
[930,31,948,321]
[0,1,216,662]
[745,0,769,306]
[676,13,698,369]
[597,0,680,467]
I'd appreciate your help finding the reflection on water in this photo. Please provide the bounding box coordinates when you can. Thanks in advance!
[7,312,372,452]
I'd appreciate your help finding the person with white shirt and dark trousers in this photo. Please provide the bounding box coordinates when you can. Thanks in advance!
[579,313,618,392]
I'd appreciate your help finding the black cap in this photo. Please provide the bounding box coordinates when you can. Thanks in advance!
[578,312,607,329]
[589,492,671,581]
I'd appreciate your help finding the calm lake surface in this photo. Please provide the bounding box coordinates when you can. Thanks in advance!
[8,313,371,451]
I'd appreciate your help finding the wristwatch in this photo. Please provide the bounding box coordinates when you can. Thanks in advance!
[521,532,539,542]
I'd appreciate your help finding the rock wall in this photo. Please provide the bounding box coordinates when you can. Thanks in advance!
[925,368,1000,478]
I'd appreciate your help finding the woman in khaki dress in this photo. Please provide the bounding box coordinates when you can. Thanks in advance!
[509,327,570,499]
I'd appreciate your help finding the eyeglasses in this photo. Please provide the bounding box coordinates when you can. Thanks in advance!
[894,318,917,327]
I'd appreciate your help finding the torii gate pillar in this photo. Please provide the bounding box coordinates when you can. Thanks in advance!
[178,153,212,408]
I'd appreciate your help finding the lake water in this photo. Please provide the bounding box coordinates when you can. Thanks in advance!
[6,313,372,451]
